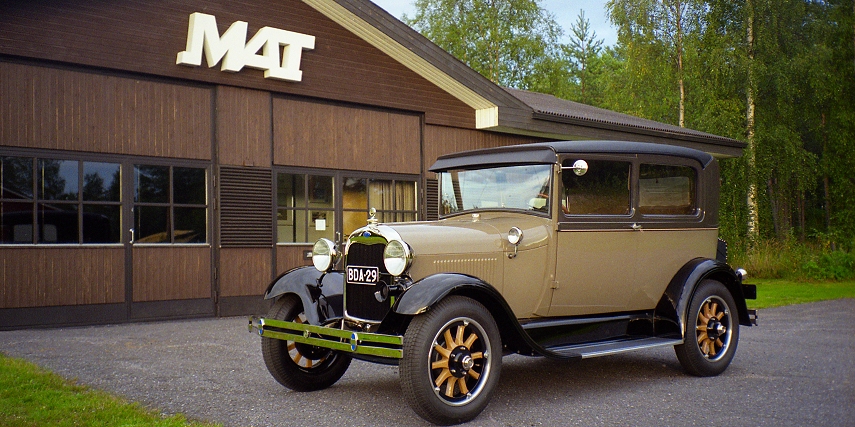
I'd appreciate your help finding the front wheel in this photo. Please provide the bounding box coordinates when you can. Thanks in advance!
[261,295,351,391]
[675,279,740,376]
[400,296,502,425]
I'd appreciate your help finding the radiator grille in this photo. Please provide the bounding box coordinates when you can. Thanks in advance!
[345,241,392,322]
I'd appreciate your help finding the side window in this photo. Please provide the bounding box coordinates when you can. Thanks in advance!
[561,160,631,216]
[638,164,697,215]
[134,165,207,244]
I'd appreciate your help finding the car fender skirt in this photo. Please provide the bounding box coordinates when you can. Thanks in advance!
[264,266,344,325]
[656,258,753,339]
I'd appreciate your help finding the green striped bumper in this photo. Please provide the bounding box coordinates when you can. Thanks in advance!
[248,317,403,359]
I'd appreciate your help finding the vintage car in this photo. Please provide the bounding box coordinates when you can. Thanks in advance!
[249,141,757,425]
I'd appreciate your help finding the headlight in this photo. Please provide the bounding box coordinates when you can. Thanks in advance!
[312,238,339,272]
[383,239,412,277]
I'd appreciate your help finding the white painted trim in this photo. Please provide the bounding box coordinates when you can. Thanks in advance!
[301,0,499,127]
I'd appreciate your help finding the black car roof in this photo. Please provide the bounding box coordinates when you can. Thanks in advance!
[429,140,715,172]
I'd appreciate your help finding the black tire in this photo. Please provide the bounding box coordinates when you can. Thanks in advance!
[261,295,351,391]
[400,296,502,425]
[675,279,740,377]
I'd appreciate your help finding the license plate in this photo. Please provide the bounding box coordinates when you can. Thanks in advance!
[346,266,379,285]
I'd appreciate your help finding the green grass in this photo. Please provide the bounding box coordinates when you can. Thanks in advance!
[749,278,855,309]
[0,353,220,427]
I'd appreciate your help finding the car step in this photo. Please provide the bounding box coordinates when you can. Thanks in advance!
[547,337,683,359]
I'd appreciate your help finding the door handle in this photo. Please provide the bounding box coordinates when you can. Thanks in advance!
[129,228,135,244]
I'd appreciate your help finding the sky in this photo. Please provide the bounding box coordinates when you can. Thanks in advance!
[369,0,617,47]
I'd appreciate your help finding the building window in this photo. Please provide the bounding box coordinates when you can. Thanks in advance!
[1,156,121,244]
[133,165,207,244]
[276,173,335,243]
[276,171,418,244]
[342,178,417,233]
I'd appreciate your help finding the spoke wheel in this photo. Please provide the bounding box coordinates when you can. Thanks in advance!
[261,295,351,392]
[401,296,501,425]
[675,280,739,377]
[429,317,489,405]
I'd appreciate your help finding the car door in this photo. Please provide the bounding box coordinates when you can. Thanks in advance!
[549,156,639,317]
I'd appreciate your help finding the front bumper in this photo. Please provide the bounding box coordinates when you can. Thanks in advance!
[248,316,403,359]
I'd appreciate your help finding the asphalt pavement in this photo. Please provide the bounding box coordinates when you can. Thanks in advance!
[1,299,853,427]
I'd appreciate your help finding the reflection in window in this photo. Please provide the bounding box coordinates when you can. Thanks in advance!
[1,156,34,243]
[639,164,696,215]
[439,165,551,215]
[133,165,207,244]
[1,156,121,244]
[562,160,630,215]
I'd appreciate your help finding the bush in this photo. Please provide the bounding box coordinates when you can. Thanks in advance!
[801,251,855,281]
[729,239,854,281]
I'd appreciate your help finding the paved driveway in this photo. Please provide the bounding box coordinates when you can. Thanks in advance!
[2,299,853,426]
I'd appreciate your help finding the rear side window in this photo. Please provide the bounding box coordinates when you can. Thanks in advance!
[638,164,696,215]
[562,160,631,215]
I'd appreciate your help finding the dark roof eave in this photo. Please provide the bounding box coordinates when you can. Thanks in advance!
[530,111,747,149]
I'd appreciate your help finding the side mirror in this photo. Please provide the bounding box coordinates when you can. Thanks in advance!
[571,159,588,176]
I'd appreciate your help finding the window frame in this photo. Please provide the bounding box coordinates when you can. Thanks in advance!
[274,167,419,245]
[557,153,704,231]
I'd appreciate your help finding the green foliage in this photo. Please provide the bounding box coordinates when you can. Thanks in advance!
[407,0,855,250]
[0,354,219,427]
[802,251,855,281]
[405,0,571,91]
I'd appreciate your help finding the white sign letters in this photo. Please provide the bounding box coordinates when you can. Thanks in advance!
[176,12,315,82]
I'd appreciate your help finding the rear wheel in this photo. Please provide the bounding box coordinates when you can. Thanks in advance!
[400,296,502,425]
[261,295,351,391]
[675,280,739,376]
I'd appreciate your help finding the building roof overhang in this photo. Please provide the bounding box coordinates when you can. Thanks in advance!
[305,0,746,158]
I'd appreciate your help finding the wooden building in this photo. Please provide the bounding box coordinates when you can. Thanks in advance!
[0,0,744,329]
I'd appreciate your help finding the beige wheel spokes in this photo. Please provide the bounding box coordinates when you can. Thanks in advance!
[430,320,487,403]
[695,298,729,360]
[287,313,327,368]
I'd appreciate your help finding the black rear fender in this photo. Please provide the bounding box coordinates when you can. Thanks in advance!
[655,258,753,339]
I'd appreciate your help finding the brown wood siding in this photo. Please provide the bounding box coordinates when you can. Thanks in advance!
[277,245,312,275]
[422,125,550,177]
[216,86,271,167]
[273,98,420,174]
[0,61,212,159]
[132,246,210,302]
[0,247,124,308]
[218,247,272,297]
[0,0,474,129]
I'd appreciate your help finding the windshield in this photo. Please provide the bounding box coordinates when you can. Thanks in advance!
[439,164,552,216]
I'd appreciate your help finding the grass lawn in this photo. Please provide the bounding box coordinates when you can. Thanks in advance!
[0,353,220,427]
[749,278,855,309]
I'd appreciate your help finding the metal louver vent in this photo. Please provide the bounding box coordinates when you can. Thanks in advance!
[219,166,272,247]
[425,178,439,221]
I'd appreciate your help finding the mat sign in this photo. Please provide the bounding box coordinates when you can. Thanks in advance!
[176,12,315,82]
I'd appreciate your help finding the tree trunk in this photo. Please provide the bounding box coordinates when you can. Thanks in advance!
[676,0,685,127]
[746,0,759,246]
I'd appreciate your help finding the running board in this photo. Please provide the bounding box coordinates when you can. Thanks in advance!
[546,337,683,359]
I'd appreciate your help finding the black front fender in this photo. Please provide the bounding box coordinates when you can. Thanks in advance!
[264,266,343,326]
[392,273,543,357]
[655,258,751,339]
